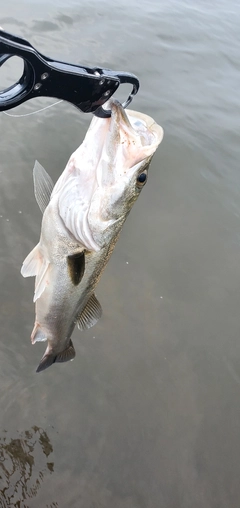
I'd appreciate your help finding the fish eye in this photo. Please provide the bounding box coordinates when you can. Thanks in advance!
[136,171,148,188]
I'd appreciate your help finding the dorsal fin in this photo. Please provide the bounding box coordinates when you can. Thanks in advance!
[21,243,50,302]
[21,243,41,278]
[34,258,50,302]
[76,293,102,330]
[33,160,54,213]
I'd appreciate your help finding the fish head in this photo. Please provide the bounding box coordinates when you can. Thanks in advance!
[52,99,163,250]
[87,100,164,245]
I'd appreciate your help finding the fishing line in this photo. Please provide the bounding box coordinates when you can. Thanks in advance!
[2,99,63,117]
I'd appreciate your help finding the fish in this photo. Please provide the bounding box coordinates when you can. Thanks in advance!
[21,99,163,372]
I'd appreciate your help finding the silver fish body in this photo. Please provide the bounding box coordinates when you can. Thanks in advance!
[21,100,163,372]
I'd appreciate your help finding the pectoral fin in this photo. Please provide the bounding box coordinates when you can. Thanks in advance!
[33,160,54,213]
[76,293,102,330]
[67,251,85,286]
[36,340,76,373]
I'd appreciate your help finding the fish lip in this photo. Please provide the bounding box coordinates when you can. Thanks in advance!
[107,99,164,147]
[109,99,132,126]
[100,98,134,136]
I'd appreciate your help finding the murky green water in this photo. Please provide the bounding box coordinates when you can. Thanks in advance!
[1,1,240,506]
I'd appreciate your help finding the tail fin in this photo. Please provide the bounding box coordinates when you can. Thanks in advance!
[36,340,76,373]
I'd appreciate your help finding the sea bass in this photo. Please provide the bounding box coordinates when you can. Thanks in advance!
[21,100,163,372]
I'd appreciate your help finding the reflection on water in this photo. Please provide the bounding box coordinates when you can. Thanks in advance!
[0,426,56,507]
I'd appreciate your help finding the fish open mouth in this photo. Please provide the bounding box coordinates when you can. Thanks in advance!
[55,98,163,191]
[87,99,164,187]
[93,98,163,162]
[111,99,163,164]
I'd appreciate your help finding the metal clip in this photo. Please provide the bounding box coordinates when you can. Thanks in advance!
[0,29,139,117]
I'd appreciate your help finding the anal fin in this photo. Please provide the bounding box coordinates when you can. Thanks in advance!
[76,293,102,331]
[55,340,76,363]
